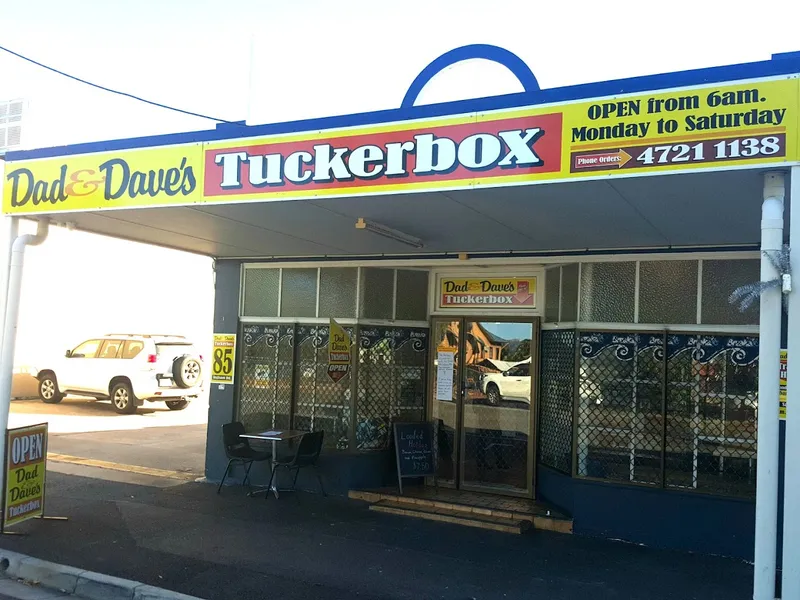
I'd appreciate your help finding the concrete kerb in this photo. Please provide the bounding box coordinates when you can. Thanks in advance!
[0,549,204,600]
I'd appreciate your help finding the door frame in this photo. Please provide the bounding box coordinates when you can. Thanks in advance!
[427,316,540,499]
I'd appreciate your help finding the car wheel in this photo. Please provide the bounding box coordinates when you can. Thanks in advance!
[38,373,64,404]
[166,399,189,411]
[486,384,501,406]
[111,381,137,414]
[173,355,202,389]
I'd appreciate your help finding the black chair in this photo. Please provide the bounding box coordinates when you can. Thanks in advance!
[265,431,325,498]
[217,422,271,493]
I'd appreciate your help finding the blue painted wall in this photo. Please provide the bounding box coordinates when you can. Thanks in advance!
[204,260,240,482]
[537,465,756,559]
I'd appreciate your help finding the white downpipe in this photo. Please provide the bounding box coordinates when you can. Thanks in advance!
[783,166,800,599]
[0,219,49,473]
[0,217,19,368]
[754,171,785,600]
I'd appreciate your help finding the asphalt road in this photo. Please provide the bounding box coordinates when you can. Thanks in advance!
[0,469,753,600]
[0,396,755,600]
[9,396,208,476]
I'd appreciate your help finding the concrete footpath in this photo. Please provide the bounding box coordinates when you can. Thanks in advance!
[0,549,202,600]
[0,467,753,600]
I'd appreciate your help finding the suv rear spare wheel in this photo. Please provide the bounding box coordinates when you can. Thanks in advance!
[173,355,202,389]
[38,373,64,404]
[166,399,189,411]
[111,381,138,414]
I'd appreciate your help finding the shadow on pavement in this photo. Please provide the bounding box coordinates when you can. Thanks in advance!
[11,397,164,417]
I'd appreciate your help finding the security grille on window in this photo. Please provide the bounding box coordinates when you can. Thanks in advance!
[294,324,354,450]
[538,329,576,475]
[236,322,429,453]
[356,327,428,450]
[238,324,294,433]
[574,331,757,497]
[576,333,664,486]
[665,334,758,496]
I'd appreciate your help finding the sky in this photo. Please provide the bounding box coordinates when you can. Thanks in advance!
[0,0,799,367]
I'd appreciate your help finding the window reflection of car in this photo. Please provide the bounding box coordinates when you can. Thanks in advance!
[479,362,530,405]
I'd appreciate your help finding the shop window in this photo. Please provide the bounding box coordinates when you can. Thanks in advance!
[236,322,429,453]
[356,326,428,450]
[395,270,429,321]
[574,331,757,498]
[639,260,698,324]
[294,324,354,450]
[538,329,576,474]
[560,264,579,322]
[242,268,280,317]
[280,268,318,318]
[318,268,357,318]
[701,259,760,325]
[579,262,636,322]
[664,335,757,495]
[237,324,294,433]
[544,267,560,322]
[359,268,394,319]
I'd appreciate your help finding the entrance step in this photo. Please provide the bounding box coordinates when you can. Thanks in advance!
[369,499,532,534]
[349,488,572,534]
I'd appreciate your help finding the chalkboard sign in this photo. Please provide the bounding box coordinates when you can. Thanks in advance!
[393,422,437,494]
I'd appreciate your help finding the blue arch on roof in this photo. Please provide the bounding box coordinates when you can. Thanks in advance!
[400,44,540,109]
[5,51,800,162]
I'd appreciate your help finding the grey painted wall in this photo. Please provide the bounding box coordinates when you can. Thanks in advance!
[204,259,241,481]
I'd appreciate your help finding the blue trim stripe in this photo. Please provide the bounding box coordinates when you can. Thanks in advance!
[6,49,800,162]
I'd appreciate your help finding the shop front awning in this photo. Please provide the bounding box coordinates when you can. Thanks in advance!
[47,168,770,258]
[2,45,799,260]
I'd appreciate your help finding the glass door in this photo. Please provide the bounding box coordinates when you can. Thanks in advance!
[429,317,538,496]
[430,319,460,485]
[460,320,535,494]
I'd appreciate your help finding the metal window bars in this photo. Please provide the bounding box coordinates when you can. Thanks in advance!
[538,330,576,475]
[571,331,758,497]
[236,323,428,453]
[356,327,428,450]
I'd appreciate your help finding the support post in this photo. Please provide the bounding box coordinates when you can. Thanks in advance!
[783,166,800,599]
[0,216,19,368]
[754,171,784,600]
[0,219,49,477]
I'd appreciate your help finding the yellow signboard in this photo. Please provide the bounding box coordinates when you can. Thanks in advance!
[327,319,351,383]
[4,77,799,215]
[211,333,236,384]
[4,423,47,528]
[3,143,204,214]
[781,349,787,420]
[440,277,536,309]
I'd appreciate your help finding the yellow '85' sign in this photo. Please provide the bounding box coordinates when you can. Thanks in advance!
[212,334,236,384]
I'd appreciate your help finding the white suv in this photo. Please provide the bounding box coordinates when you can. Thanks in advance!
[479,361,531,405]
[36,334,204,414]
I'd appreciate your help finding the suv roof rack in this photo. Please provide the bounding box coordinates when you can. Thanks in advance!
[104,334,187,338]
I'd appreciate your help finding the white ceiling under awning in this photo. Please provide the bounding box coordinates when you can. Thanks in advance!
[58,168,782,259]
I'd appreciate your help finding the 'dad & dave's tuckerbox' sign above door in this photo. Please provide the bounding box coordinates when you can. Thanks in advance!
[2,78,798,215]
[439,277,536,309]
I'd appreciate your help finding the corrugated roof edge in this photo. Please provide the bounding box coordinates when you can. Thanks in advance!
[6,51,800,162]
